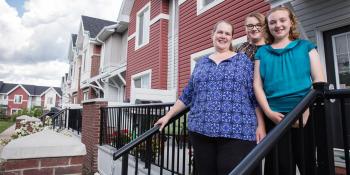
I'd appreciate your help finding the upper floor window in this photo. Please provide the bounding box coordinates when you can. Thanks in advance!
[83,91,89,101]
[197,0,224,15]
[132,69,151,89]
[1,95,7,100]
[136,3,150,49]
[14,95,22,104]
[47,97,53,105]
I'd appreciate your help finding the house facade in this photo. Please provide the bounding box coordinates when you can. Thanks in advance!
[0,81,62,115]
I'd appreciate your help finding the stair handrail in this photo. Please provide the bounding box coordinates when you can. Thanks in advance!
[112,107,190,160]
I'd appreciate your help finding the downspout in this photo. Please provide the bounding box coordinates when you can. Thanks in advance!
[171,0,176,91]
[96,36,106,98]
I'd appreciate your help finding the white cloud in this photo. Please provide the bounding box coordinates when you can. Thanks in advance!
[0,0,122,86]
[0,61,69,87]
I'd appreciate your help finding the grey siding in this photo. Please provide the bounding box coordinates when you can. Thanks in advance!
[291,0,350,43]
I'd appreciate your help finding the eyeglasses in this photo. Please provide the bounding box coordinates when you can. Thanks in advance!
[246,24,263,30]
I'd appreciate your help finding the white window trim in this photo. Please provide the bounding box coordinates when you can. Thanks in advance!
[331,32,350,89]
[11,108,22,115]
[14,95,23,104]
[179,0,187,5]
[197,0,224,16]
[135,2,151,50]
[131,69,152,89]
[83,90,89,101]
[190,36,247,73]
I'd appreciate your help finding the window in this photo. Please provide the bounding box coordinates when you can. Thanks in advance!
[83,91,89,101]
[47,97,53,104]
[136,3,150,49]
[332,32,350,89]
[14,95,22,104]
[197,0,224,15]
[1,95,7,100]
[132,70,151,89]
[11,109,22,115]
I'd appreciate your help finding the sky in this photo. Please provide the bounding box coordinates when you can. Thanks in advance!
[0,0,123,87]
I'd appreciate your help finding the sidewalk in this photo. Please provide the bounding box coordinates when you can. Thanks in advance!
[0,124,15,153]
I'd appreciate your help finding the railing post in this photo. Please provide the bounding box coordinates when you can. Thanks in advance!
[313,82,335,175]
[121,153,129,175]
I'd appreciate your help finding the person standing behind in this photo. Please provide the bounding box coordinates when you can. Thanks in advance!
[235,12,266,61]
[155,20,265,175]
[253,7,325,175]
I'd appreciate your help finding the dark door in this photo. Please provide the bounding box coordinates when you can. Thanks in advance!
[323,25,350,149]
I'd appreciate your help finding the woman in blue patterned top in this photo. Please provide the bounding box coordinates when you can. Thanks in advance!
[155,20,265,175]
[254,7,325,175]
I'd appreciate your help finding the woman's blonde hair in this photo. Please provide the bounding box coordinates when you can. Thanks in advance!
[265,7,300,43]
[212,20,235,51]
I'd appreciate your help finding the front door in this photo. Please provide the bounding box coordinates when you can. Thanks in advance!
[323,25,350,148]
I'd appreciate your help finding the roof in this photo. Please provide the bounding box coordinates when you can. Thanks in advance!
[0,81,61,96]
[22,85,49,96]
[71,34,77,47]
[54,87,62,96]
[81,15,117,38]
[0,82,17,94]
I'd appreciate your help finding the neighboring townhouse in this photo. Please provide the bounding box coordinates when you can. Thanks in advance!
[122,0,178,103]
[91,21,128,104]
[0,81,62,115]
[70,16,118,104]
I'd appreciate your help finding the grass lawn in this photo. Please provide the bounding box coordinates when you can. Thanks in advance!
[0,120,15,134]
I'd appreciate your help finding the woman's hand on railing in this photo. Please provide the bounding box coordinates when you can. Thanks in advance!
[266,110,284,124]
[256,125,266,144]
[154,115,171,132]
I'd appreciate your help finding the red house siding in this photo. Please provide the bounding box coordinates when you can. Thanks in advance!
[7,87,29,113]
[178,0,270,94]
[41,95,45,107]
[125,0,169,99]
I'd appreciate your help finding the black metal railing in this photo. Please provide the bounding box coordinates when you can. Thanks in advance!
[100,103,174,148]
[229,82,350,175]
[39,110,56,125]
[67,108,82,134]
[52,108,68,130]
[111,107,193,175]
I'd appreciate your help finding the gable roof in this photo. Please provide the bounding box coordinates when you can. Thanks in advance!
[0,82,17,94]
[71,34,77,47]
[54,87,62,96]
[0,81,61,97]
[81,15,117,38]
[22,85,49,96]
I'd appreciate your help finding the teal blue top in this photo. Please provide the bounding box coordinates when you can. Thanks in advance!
[255,39,316,112]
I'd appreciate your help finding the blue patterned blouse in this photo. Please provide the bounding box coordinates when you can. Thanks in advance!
[179,53,258,141]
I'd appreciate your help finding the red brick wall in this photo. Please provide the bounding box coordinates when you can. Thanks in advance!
[55,95,60,107]
[1,156,83,175]
[90,55,101,78]
[81,100,107,173]
[93,45,101,54]
[178,0,270,94]
[125,0,169,99]
[8,86,29,114]
[41,95,45,107]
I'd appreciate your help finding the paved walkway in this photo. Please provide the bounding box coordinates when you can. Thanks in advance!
[0,124,15,153]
